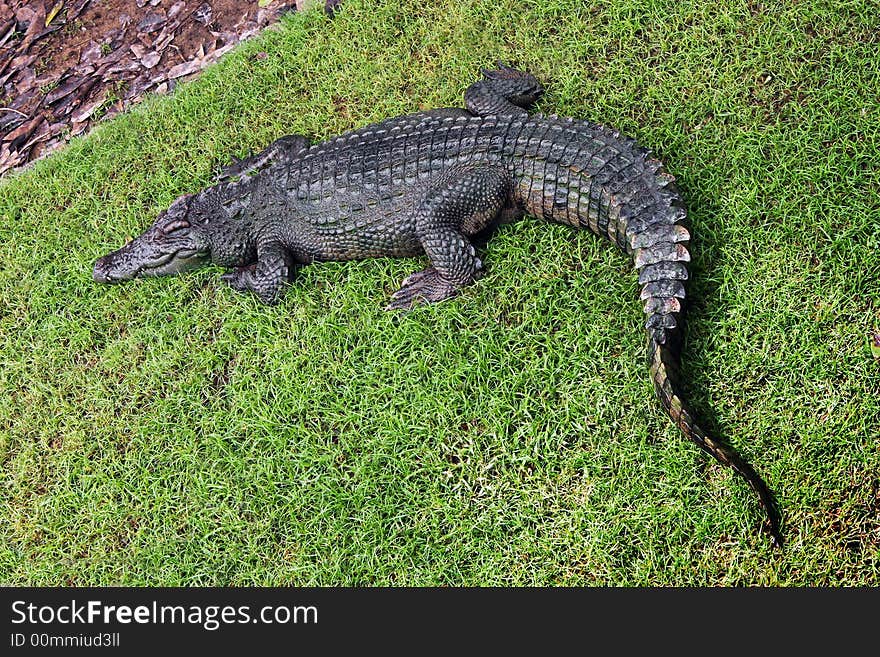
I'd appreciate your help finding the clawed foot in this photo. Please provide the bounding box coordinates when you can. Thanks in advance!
[386,268,463,311]
[220,264,257,292]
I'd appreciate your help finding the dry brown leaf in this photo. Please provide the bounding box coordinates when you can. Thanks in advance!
[142,51,161,68]
[0,145,24,176]
[125,74,156,101]
[45,75,89,105]
[194,3,213,25]
[5,114,42,150]
[152,29,175,52]
[19,3,47,52]
[168,1,185,20]
[71,93,107,124]
[13,5,37,25]
[0,20,16,48]
[68,0,93,22]
[80,40,103,65]
[1,0,312,176]
[22,120,65,151]
[165,58,201,80]
[137,12,165,34]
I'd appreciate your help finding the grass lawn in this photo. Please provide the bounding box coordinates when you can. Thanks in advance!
[1,0,878,585]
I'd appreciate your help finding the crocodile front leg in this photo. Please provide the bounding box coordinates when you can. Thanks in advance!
[221,241,294,305]
[387,165,510,310]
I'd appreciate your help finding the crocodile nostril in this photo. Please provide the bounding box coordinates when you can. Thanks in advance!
[93,257,111,283]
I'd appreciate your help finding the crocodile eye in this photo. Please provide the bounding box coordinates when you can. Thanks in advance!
[162,219,190,235]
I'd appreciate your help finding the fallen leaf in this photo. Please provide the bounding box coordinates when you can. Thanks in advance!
[71,93,107,123]
[0,144,24,176]
[194,3,213,25]
[13,5,37,25]
[0,107,29,133]
[34,71,62,90]
[45,75,88,105]
[103,27,128,50]
[0,20,15,48]
[168,1,186,20]
[137,12,165,34]
[6,114,42,150]
[22,121,65,151]
[45,1,65,27]
[69,121,89,136]
[64,76,99,113]
[165,59,202,80]
[10,65,35,93]
[19,3,47,52]
[125,74,156,101]
[214,43,237,58]
[80,40,103,65]
[10,53,38,72]
[68,0,93,22]
[105,60,142,76]
[142,51,161,68]
[152,30,175,52]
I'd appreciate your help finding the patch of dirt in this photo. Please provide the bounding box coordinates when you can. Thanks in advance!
[0,0,339,177]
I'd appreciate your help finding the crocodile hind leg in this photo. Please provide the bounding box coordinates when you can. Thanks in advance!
[386,165,511,310]
[464,63,544,117]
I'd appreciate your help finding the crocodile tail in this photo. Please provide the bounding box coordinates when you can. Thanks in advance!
[647,335,782,546]
[628,167,782,546]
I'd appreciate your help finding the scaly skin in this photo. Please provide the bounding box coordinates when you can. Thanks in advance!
[94,65,781,545]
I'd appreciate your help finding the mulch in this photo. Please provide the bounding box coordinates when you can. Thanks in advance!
[1,0,339,177]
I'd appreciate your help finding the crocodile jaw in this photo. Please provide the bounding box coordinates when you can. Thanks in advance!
[93,248,209,283]
[93,226,210,283]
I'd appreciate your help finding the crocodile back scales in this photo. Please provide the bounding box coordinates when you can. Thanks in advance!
[270,111,780,542]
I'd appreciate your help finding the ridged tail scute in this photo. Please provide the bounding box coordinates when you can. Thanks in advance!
[630,166,782,547]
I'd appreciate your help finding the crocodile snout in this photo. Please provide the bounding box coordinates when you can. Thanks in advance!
[93,255,116,283]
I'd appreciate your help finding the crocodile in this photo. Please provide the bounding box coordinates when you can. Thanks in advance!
[93,65,781,545]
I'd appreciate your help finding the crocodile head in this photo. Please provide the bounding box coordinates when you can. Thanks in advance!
[93,194,212,284]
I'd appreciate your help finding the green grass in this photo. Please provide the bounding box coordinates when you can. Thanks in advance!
[1,0,878,585]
